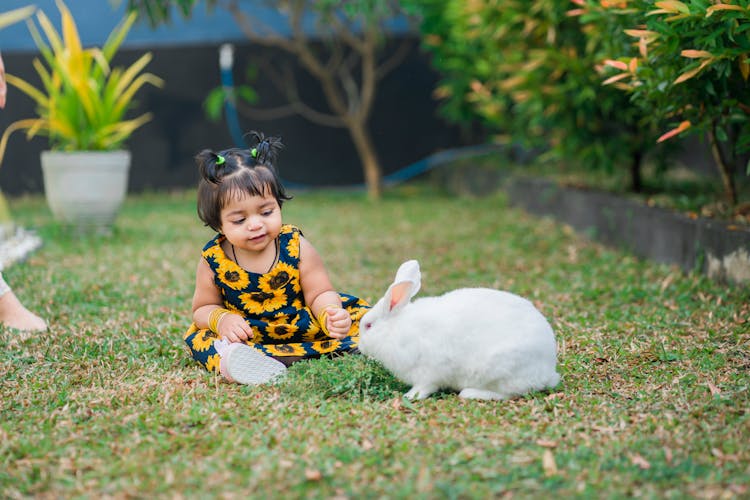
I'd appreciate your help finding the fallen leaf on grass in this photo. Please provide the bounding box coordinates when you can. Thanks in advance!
[391,396,417,413]
[664,446,673,464]
[305,469,323,481]
[711,448,740,463]
[659,273,675,292]
[707,381,721,396]
[536,439,558,448]
[729,484,749,496]
[543,449,558,477]
[630,453,651,469]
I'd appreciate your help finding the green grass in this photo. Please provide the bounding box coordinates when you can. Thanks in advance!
[2,185,749,498]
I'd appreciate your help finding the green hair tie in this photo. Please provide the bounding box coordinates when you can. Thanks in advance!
[216,154,225,165]
[251,148,258,158]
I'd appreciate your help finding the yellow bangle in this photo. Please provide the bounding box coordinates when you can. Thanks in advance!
[208,307,232,333]
[316,305,339,335]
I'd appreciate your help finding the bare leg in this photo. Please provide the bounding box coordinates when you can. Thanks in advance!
[0,274,47,332]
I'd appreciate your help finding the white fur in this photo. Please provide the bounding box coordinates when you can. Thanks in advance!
[359,260,560,401]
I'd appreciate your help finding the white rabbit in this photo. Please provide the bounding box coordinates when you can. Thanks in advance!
[358,260,560,400]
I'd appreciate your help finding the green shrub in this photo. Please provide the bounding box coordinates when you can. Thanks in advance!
[598,0,750,205]
[408,0,668,191]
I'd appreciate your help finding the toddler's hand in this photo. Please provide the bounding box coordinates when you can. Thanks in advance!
[325,307,352,340]
[219,313,253,343]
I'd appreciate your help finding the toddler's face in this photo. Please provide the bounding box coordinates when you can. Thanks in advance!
[219,190,282,253]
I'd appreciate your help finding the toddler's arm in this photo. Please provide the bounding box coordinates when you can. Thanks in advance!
[298,236,352,339]
[191,257,253,343]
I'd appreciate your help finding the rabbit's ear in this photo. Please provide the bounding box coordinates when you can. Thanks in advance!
[387,260,421,312]
[394,260,421,291]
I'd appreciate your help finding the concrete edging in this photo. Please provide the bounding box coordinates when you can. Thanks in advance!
[506,176,750,286]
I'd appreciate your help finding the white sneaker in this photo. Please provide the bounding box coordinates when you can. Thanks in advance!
[218,342,287,385]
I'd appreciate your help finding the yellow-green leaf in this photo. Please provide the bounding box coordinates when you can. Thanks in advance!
[654,1,690,14]
[603,59,628,71]
[624,29,659,43]
[602,72,631,85]
[706,4,747,17]
[57,0,82,57]
[5,73,48,105]
[740,56,750,81]
[0,5,36,30]
[681,50,713,59]
[674,59,713,84]
[0,119,41,165]
[657,120,691,142]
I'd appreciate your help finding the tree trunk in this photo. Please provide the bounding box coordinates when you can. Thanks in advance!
[348,119,382,199]
[707,124,737,206]
[630,149,643,193]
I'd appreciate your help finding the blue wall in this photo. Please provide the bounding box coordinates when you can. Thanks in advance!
[1,0,285,51]
[0,0,411,52]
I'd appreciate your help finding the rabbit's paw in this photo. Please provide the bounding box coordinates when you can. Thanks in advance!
[404,385,437,400]
[458,388,507,400]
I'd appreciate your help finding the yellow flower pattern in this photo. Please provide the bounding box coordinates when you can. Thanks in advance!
[184,225,370,373]
[285,236,300,260]
[205,353,221,373]
[239,288,287,314]
[259,261,296,293]
[266,316,300,341]
[214,259,250,291]
[264,343,308,357]
[186,325,220,352]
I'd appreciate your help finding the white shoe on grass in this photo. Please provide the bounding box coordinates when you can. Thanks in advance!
[218,342,287,385]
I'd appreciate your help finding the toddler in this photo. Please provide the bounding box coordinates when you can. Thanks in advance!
[184,131,369,384]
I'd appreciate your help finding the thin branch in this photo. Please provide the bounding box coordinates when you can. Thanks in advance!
[357,26,377,121]
[338,63,361,115]
[327,10,366,53]
[323,38,346,76]
[252,58,347,128]
[375,38,414,81]
[286,4,349,117]
[222,0,296,51]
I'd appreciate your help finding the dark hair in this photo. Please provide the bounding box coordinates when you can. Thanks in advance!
[195,131,292,232]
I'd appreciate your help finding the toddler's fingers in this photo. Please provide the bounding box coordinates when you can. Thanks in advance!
[223,331,239,343]
[331,309,349,320]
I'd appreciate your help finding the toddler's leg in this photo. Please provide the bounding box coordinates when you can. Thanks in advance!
[0,273,47,332]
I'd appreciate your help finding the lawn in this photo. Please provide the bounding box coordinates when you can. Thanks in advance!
[1,185,748,498]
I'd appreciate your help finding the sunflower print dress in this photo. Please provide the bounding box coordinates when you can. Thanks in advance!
[184,224,370,374]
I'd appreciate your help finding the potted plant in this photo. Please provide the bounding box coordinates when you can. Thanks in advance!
[0,0,163,232]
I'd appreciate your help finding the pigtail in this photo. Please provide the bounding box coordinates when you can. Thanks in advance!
[245,130,284,167]
[195,149,228,184]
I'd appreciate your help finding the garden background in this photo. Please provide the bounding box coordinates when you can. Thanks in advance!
[1,0,749,498]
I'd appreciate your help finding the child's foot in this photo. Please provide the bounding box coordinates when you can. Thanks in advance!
[219,343,287,385]
[0,291,47,332]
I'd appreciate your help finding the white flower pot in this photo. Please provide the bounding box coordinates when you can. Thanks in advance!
[41,150,131,231]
